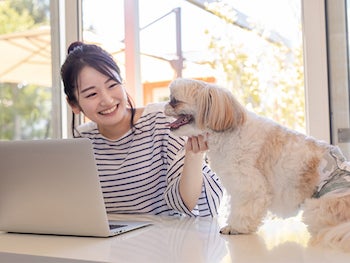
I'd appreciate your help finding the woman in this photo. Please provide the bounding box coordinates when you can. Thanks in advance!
[60,42,223,217]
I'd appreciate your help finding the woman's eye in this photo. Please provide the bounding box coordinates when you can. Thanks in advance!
[109,83,119,89]
[85,92,97,98]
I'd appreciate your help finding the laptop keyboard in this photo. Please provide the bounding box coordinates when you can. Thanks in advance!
[109,224,127,230]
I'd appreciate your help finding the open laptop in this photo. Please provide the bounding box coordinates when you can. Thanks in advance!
[0,138,151,237]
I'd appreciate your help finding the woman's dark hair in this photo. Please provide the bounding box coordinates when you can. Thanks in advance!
[60,41,135,137]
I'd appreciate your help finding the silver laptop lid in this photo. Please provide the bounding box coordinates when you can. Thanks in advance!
[0,138,113,236]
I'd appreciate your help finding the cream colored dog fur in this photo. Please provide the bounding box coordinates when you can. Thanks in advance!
[164,78,350,252]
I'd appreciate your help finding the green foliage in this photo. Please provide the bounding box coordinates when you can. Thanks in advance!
[0,83,51,139]
[205,5,305,132]
[0,1,35,33]
[0,0,49,34]
[10,0,49,25]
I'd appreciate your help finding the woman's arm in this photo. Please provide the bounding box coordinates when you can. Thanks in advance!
[164,134,223,217]
[179,136,207,211]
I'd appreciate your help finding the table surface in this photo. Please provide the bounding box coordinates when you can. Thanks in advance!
[0,213,349,263]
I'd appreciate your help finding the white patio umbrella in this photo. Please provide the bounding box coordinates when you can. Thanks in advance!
[0,26,211,90]
[0,27,163,88]
[0,26,52,87]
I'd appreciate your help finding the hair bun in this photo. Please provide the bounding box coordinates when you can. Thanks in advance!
[67,41,84,54]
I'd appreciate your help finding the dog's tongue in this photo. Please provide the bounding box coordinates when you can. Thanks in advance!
[168,114,192,129]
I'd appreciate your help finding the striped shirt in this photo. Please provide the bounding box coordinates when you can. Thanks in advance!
[77,103,223,217]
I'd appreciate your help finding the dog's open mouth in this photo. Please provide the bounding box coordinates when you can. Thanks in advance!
[168,114,193,130]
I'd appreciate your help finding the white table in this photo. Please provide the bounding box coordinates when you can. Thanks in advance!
[0,213,349,263]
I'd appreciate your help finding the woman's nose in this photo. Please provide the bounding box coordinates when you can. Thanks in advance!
[100,91,114,106]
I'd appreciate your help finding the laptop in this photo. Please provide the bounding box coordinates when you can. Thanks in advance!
[0,138,151,237]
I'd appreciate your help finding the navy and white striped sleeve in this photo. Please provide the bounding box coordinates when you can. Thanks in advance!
[164,134,223,217]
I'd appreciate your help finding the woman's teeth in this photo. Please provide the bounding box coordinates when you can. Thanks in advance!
[100,105,116,115]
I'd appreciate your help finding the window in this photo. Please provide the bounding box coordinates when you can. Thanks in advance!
[0,0,57,140]
[3,0,343,157]
[80,0,305,131]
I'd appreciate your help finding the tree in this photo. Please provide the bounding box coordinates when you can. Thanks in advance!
[0,83,51,139]
[9,0,49,26]
[0,1,35,33]
[205,2,305,132]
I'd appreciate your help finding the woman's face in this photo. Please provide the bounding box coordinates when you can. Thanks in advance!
[71,66,129,130]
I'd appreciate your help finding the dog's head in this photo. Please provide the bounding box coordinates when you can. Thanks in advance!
[164,78,246,137]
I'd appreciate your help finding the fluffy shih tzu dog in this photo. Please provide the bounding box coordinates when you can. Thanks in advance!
[164,78,350,251]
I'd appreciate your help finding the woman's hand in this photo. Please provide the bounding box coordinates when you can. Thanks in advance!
[185,134,208,153]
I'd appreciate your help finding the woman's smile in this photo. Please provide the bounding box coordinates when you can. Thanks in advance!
[99,105,117,115]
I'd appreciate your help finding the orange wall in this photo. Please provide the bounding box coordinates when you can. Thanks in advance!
[142,77,216,105]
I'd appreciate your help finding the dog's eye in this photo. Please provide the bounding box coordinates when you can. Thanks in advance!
[169,98,179,107]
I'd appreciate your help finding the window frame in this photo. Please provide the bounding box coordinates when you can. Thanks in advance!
[302,0,331,142]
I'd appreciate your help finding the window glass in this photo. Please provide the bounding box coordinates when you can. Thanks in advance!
[0,0,52,140]
[82,0,303,131]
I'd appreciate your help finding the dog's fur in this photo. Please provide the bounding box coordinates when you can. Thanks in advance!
[164,78,350,252]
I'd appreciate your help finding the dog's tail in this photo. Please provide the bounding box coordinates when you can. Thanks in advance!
[310,221,350,252]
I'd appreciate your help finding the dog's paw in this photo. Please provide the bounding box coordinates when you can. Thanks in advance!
[219,225,243,235]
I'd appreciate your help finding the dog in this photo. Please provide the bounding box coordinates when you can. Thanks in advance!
[164,78,350,252]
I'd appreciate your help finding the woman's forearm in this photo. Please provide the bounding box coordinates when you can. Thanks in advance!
[179,135,208,211]
[179,151,204,210]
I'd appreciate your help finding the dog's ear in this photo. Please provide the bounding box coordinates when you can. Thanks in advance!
[196,84,246,132]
